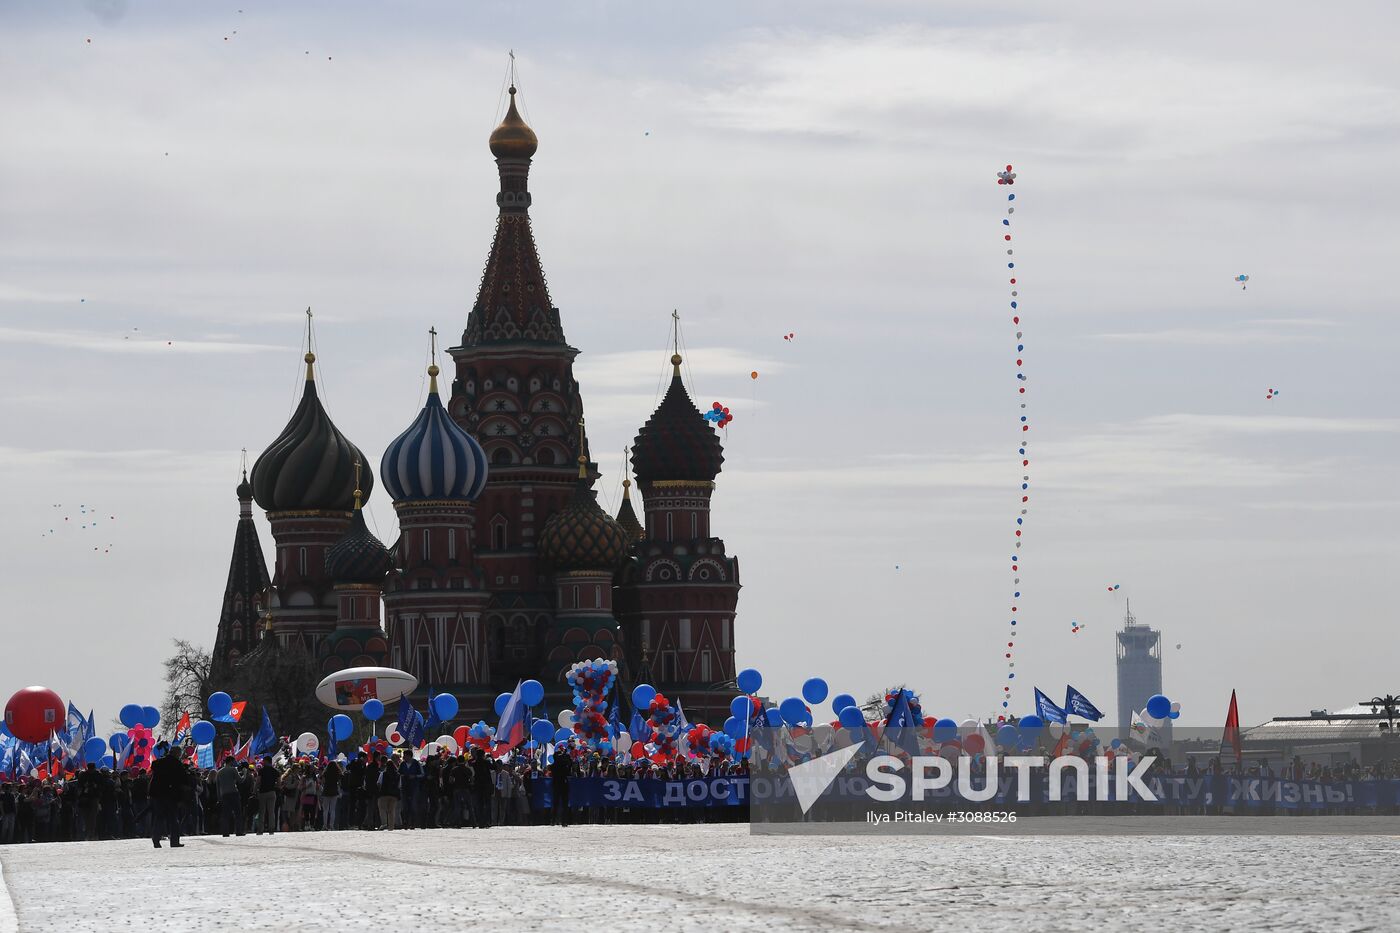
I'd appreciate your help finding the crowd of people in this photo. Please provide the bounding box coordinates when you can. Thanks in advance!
[3,739,1397,846]
[0,741,750,846]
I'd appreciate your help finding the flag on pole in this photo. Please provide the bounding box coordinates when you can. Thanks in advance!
[396,694,425,749]
[251,707,277,757]
[1033,687,1068,724]
[173,711,192,744]
[1063,685,1104,721]
[1221,689,1242,762]
[491,681,528,758]
[214,701,247,724]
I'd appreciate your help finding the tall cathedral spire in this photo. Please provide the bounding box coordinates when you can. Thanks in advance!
[464,82,564,346]
[211,465,272,682]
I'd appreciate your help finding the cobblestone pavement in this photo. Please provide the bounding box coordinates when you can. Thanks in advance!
[1,824,1396,932]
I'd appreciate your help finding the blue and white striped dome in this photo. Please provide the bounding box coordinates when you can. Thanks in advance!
[380,367,489,502]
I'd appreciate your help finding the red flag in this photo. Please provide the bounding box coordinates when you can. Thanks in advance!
[1051,728,1070,758]
[228,701,247,724]
[1221,690,1242,762]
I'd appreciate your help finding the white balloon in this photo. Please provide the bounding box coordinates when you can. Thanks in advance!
[296,731,319,754]
[437,735,459,753]
[385,721,404,746]
[557,709,575,729]
[616,732,631,750]
[959,718,979,736]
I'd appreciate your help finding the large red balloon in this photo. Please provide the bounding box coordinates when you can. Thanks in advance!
[5,686,66,743]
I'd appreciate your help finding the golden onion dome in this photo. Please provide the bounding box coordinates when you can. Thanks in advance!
[489,86,538,159]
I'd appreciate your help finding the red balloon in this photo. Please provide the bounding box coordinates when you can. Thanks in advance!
[963,734,986,754]
[630,741,645,757]
[453,725,469,748]
[5,686,66,743]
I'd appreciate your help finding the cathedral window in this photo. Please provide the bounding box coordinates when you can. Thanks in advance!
[298,547,307,576]
[537,448,555,465]
[679,618,691,651]
[666,513,673,541]
[448,529,457,559]
[594,584,602,608]
[495,425,508,435]
[492,448,511,465]
[722,619,730,650]
[641,619,650,649]
[662,652,677,682]
[494,400,508,411]
[691,513,697,538]
[422,529,431,560]
[492,520,507,550]
[700,650,712,682]
[571,585,580,609]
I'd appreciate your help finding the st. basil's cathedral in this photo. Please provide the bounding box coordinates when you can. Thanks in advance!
[209,87,741,724]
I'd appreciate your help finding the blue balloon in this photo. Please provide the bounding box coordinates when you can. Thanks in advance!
[1168,710,1180,720]
[83,736,108,761]
[433,693,460,721]
[191,721,216,746]
[99,754,114,769]
[723,716,743,738]
[730,696,750,720]
[736,668,762,695]
[109,733,130,753]
[995,724,1019,745]
[494,692,512,716]
[141,706,161,729]
[764,707,784,727]
[362,698,384,721]
[1110,738,1122,749]
[531,719,555,743]
[933,717,959,742]
[801,677,829,705]
[838,706,866,730]
[831,693,857,714]
[207,692,232,718]
[631,684,657,710]
[521,680,545,707]
[554,727,571,743]
[331,714,353,741]
[118,704,143,728]
[1019,715,1044,731]
[1146,694,1171,719]
[779,697,810,728]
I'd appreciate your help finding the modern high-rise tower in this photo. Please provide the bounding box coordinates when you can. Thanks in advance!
[1115,600,1166,740]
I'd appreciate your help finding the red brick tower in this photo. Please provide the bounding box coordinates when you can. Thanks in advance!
[446,85,597,689]
[617,351,742,724]
[381,357,493,710]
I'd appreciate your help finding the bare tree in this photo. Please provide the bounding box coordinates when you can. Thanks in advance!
[161,638,212,738]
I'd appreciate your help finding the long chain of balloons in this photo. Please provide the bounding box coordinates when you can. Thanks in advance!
[999,164,1024,719]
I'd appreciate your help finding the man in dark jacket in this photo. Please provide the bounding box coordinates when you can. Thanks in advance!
[470,748,495,828]
[148,744,187,848]
[551,747,573,827]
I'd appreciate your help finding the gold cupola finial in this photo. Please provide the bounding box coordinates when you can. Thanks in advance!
[352,458,363,511]
[427,325,440,393]
[303,307,316,380]
[489,82,538,159]
[669,309,682,375]
[622,446,632,499]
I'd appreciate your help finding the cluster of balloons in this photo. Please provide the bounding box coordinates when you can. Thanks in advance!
[464,721,495,750]
[1107,584,1121,593]
[997,164,1016,185]
[1266,388,1280,400]
[636,686,680,762]
[782,332,795,342]
[703,402,732,428]
[118,703,161,730]
[125,724,155,768]
[566,658,617,751]
[1236,274,1249,290]
[1070,620,1086,634]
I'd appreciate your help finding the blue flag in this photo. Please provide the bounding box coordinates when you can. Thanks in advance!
[397,693,425,749]
[251,707,277,757]
[886,691,922,758]
[629,709,652,744]
[1063,685,1104,721]
[1033,687,1067,724]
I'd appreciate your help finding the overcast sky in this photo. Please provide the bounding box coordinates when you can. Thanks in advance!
[3,1,1396,728]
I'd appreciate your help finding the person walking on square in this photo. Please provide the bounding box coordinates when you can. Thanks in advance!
[257,757,279,834]
[377,758,401,830]
[216,758,243,837]
[148,744,187,849]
